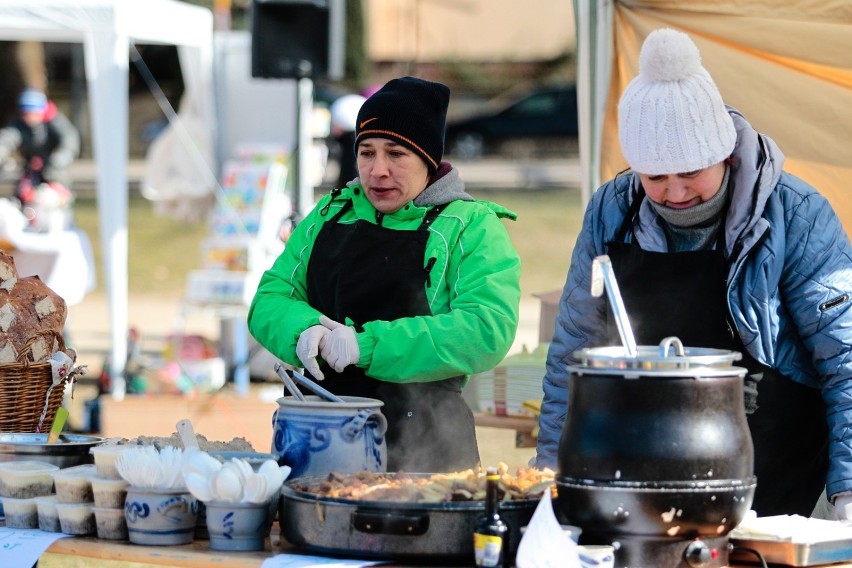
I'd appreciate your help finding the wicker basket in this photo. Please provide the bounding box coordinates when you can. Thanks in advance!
[0,329,68,433]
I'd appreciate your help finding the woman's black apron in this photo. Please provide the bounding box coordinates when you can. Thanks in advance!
[605,189,828,516]
[305,198,480,472]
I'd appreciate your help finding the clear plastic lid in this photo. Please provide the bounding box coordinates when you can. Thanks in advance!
[51,464,96,480]
[0,460,60,477]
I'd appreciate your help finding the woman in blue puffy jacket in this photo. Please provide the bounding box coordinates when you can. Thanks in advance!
[536,28,852,518]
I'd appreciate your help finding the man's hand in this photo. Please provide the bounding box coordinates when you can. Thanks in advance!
[319,315,360,373]
[296,324,331,380]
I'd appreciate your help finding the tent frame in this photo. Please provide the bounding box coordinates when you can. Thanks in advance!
[0,0,215,396]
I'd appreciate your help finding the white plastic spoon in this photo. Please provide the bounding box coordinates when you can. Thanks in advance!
[243,474,269,504]
[184,472,214,502]
[258,459,286,493]
[214,464,243,502]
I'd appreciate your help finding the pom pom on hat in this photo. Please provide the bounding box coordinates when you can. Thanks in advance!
[638,28,702,82]
[18,88,47,112]
[355,76,450,172]
[618,28,736,175]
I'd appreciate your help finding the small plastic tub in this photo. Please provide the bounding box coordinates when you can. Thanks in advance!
[2,496,40,529]
[91,475,130,509]
[36,495,61,532]
[56,501,96,535]
[93,506,129,540]
[89,445,128,480]
[52,464,96,504]
[0,461,59,498]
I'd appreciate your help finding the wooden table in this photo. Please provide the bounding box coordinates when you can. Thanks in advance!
[39,536,274,567]
[38,532,852,568]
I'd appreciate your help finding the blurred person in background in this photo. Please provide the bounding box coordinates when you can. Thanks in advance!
[535,29,852,518]
[329,93,366,189]
[0,88,79,208]
[249,76,521,472]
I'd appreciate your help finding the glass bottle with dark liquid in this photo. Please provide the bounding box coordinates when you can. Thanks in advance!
[473,467,510,567]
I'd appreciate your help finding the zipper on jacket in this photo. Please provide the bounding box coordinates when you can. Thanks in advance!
[820,294,849,312]
[423,257,437,287]
[376,211,384,226]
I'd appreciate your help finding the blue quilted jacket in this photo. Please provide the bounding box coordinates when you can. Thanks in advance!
[536,108,852,498]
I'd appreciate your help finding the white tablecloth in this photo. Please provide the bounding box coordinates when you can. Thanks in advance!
[6,228,96,306]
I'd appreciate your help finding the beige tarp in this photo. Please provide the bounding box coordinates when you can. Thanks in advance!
[599,1,852,231]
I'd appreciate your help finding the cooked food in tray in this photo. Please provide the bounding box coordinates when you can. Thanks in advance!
[289,463,556,503]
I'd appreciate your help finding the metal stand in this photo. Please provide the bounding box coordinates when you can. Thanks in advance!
[294,77,315,218]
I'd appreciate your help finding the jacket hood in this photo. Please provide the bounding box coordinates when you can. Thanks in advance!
[414,162,474,206]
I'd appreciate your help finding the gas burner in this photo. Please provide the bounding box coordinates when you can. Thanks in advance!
[585,533,731,568]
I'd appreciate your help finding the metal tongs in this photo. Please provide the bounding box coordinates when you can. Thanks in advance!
[273,362,344,403]
[591,255,638,357]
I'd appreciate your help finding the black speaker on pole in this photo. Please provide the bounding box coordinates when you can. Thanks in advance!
[251,0,344,80]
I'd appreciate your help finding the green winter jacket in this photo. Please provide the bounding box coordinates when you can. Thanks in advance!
[247,166,521,385]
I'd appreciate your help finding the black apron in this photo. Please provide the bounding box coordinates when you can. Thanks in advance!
[605,190,828,517]
[305,198,480,472]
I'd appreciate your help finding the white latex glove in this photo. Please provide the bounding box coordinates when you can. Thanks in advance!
[833,493,852,520]
[319,315,360,373]
[296,324,331,380]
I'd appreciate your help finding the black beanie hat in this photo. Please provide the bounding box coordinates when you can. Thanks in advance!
[355,76,450,172]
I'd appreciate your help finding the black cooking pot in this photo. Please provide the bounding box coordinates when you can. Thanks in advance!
[555,338,756,566]
[558,340,753,482]
[279,475,540,561]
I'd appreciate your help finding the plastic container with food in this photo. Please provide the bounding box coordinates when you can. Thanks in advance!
[89,445,128,480]
[52,464,96,503]
[91,475,130,509]
[2,496,40,529]
[93,506,129,540]
[36,494,61,532]
[0,460,59,498]
[56,501,96,535]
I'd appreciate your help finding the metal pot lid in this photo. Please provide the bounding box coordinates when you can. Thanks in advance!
[572,336,743,371]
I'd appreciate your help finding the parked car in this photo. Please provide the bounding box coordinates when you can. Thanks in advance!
[445,84,578,160]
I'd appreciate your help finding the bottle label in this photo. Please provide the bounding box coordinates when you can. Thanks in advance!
[474,533,504,567]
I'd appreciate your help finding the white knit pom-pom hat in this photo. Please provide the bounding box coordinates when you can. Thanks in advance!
[618,28,736,175]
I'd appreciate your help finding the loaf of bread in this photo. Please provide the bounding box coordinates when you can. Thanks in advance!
[0,251,67,363]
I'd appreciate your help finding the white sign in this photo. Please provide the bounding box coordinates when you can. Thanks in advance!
[0,527,70,567]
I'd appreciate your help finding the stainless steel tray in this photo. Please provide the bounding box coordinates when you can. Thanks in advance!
[730,536,852,566]
[0,433,103,468]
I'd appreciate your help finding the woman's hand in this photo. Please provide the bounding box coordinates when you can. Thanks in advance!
[833,493,852,520]
[319,315,360,372]
[296,324,331,380]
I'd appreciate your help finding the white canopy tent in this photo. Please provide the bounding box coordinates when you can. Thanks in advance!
[575,1,852,232]
[0,0,216,393]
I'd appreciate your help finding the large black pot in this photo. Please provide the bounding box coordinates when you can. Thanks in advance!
[279,475,539,561]
[559,371,753,482]
[556,339,755,566]
[558,340,752,482]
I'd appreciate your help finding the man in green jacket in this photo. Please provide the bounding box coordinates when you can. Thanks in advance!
[248,77,521,472]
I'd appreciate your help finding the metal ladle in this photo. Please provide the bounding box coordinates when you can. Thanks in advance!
[591,254,638,357]
[289,369,345,403]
